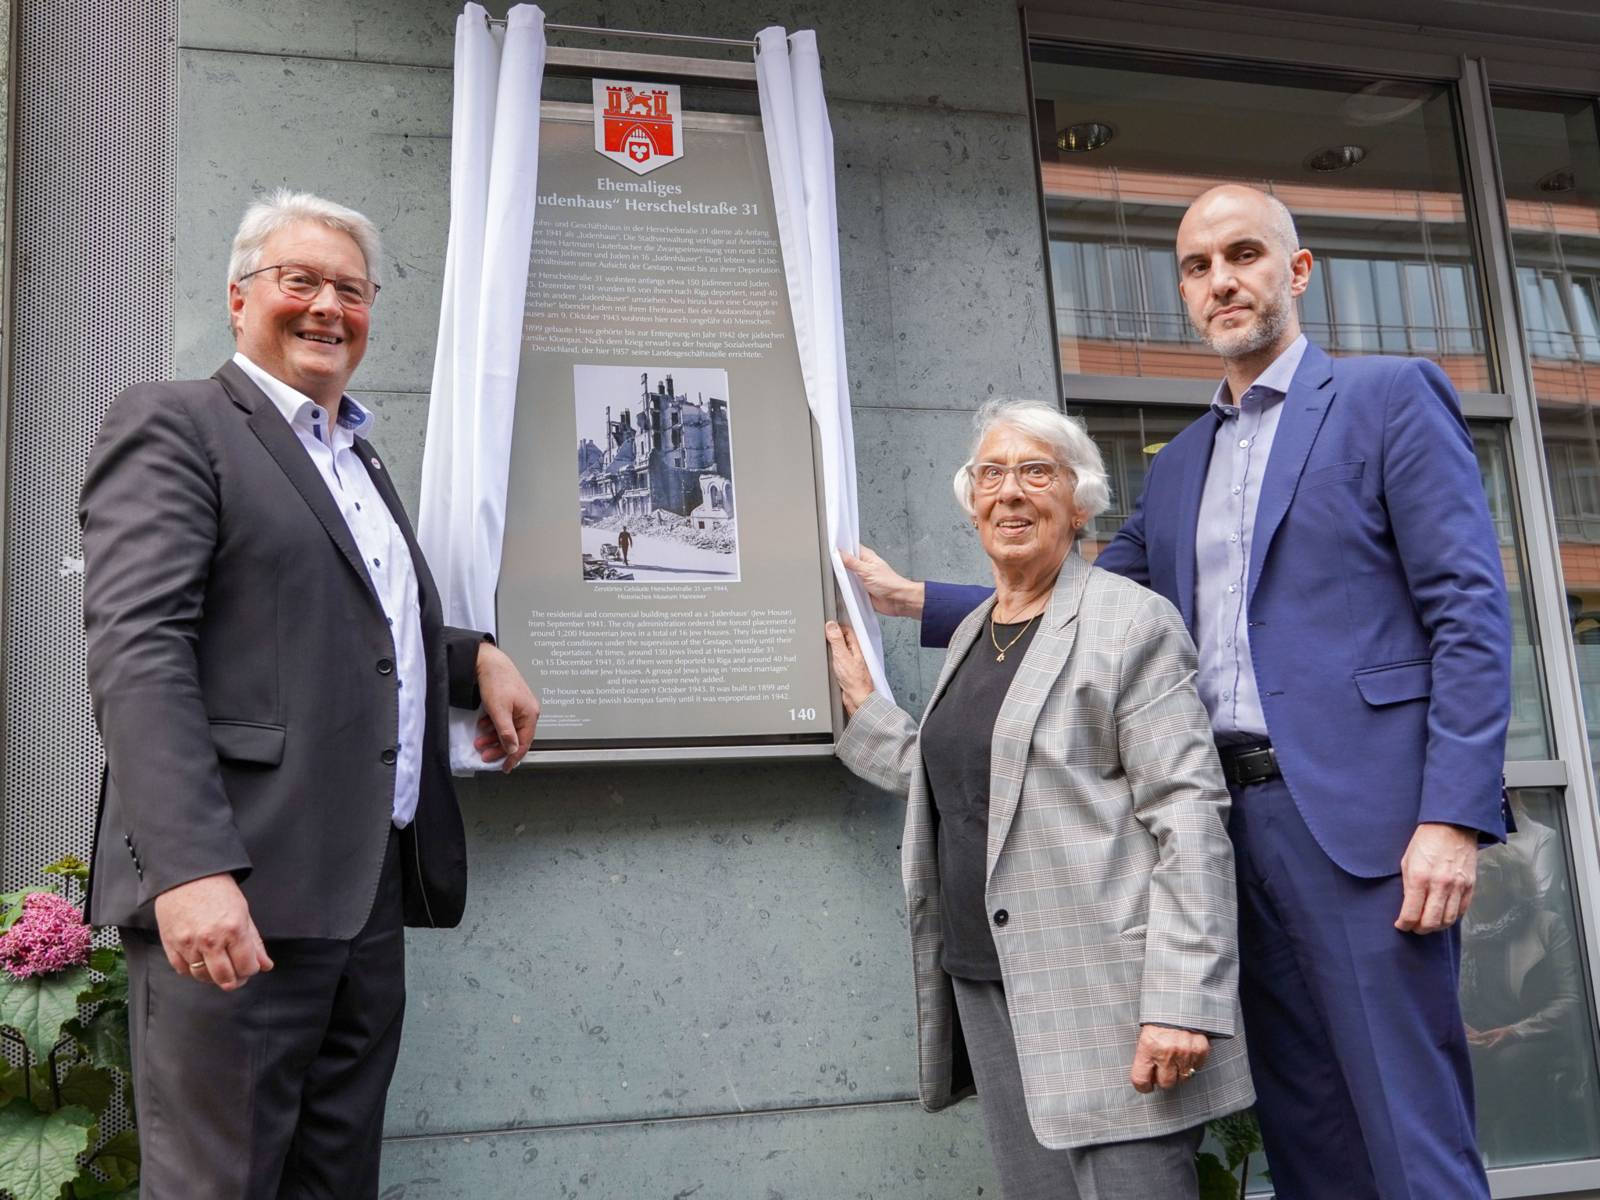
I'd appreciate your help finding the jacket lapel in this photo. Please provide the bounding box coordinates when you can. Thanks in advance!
[1173,413,1220,633]
[1248,343,1336,603]
[357,434,442,631]
[214,360,380,606]
[985,552,1091,884]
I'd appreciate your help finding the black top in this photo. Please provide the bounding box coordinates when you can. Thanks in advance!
[921,614,1040,981]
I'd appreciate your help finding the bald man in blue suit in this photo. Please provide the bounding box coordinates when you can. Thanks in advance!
[851,185,1509,1199]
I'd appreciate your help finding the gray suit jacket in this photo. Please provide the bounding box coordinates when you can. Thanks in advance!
[837,553,1253,1148]
[81,361,481,939]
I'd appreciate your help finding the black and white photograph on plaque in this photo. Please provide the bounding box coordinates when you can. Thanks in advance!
[575,364,740,584]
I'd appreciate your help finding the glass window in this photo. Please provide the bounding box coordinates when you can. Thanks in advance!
[1492,91,1600,777]
[1466,788,1600,1168]
[1031,49,1492,393]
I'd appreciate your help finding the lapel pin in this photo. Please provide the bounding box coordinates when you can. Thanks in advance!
[370,457,383,470]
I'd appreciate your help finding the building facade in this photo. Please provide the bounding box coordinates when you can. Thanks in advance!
[6,0,1600,1197]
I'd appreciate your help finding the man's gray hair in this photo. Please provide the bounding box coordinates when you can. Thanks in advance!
[953,397,1112,520]
[226,188,383,289]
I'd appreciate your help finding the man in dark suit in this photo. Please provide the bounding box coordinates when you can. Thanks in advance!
[847,185,1509,1199]
[80,189,539,1199]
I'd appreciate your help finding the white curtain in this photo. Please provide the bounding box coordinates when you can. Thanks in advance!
[755,28,893,701]
[418,2,547,769]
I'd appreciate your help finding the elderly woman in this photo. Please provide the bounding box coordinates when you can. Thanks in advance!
[825,398,1252,1199]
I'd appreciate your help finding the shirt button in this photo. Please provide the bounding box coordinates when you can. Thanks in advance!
[1223,691,1232,701]
[1226,638,1234,647]
[372,557,381,567]
[1229,533,1239,542]
[1238,439,1250,448]
[381,748,398,765]
[993,909,1009,927]
[1228,584,1238,593]
[1232,486,1242,495]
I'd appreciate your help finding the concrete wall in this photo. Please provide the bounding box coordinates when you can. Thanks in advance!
[173,2,1056,1195]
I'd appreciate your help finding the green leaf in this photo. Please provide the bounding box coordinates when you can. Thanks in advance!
[0,970,90,1065]
[1196,1151,1241,1200]
[0,892,37,937]
[61,1009,129,1078]
[0,1103,93,1200]
[40,860,88,883]
[1208,1108,1264,1170]
[60,1128,139,1198]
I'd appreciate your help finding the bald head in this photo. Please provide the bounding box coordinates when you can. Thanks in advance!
[1183,185,1300,259]
[1175,183,1312,366]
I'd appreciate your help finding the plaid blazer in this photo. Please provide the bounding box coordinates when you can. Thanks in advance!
[837,552,1254,1148]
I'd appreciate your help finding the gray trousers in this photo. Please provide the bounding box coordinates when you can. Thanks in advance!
[950,975,1204,1200]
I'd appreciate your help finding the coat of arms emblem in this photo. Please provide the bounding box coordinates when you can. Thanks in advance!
[593,79,684,176]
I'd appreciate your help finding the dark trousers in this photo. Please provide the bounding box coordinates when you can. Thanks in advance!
[1230,777,1489,1200]
[123,827,406,1200]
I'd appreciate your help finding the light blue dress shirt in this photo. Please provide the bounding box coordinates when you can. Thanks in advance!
[1193,334,1308,743]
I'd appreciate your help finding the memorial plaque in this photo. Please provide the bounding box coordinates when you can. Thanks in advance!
[499,99,836,759]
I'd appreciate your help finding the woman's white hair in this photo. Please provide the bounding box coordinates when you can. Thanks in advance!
[226,189,383,290]
[952,397,1112,521]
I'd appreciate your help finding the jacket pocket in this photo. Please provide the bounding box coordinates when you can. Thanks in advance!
[209,719,286,765]
[1118,923,1148,943]
[1353,660,1432,706]
[1300,459,1365,491]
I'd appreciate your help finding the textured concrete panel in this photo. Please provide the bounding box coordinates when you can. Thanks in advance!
[175,49,450,393]
[387,759,918,1137]
[834,103,1056,411]
[180,0,1029,116]
[850,406,992,704]
[379,1098,997,1200]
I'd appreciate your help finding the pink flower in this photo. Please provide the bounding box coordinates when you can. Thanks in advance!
[0,892,92,980]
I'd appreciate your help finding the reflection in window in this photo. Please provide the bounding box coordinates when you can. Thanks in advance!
[1032,48,1491,392]
[1493,91,1600,778]
[1465,789,1600,1167]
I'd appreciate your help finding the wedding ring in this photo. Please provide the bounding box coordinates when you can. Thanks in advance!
[189,961,206,971]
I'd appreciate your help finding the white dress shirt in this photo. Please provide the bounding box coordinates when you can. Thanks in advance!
[1193,334,1308,743]
[233,352,427,827]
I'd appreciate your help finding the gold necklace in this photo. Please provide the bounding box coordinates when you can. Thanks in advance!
[989,612,1037,662]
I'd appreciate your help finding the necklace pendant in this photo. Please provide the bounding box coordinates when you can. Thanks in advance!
[996,650,1005,662]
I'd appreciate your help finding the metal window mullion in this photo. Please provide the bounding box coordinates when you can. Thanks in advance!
[1457,63,1600,1188]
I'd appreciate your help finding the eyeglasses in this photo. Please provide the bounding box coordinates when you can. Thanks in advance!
[967,460,1063,492]
[237,263,381,308]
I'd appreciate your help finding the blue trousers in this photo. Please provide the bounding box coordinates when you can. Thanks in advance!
[1230,776,1489,1200]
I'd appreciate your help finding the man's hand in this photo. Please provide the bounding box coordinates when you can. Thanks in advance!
[824,621,875,716]
[1130,1024,1210,1093]
[472,642,539,772]
[1396,821,1478,934]
[842,546,925,619]
[1467,1025,1515,1050]
[153,873,273,991]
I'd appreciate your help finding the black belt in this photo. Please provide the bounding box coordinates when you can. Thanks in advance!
[1217,740,1281,787]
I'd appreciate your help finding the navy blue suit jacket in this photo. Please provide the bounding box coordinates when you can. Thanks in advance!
[923,344,1510,878]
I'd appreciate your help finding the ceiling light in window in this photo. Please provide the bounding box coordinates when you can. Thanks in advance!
[1538,167,1576,193]
[1057,122,1114,153]
[1304,144,1367,172]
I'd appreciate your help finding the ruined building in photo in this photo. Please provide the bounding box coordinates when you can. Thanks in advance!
[578,373,735,530]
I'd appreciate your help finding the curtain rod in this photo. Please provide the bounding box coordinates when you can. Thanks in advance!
[484,18,758,49]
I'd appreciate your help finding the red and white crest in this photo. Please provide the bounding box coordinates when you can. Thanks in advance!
[593,79,684,175]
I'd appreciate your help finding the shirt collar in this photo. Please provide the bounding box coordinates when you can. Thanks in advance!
[232,351,374,443]
[1208,333,1309,418]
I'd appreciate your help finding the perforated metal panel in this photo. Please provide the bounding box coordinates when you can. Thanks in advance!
[3,0,176,886]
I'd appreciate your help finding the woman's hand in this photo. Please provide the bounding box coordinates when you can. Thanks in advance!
[825,621,875,716]
[1130,1024,1210,1093]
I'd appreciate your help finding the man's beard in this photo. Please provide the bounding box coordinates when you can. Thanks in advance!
[1196,288,1291,361]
